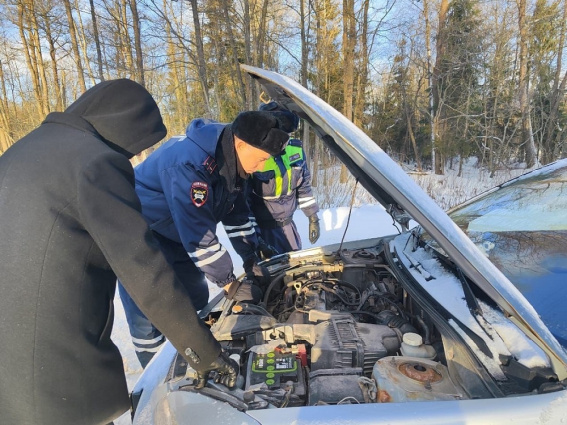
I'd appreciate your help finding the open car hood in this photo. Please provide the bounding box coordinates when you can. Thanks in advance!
[241,65,567,374]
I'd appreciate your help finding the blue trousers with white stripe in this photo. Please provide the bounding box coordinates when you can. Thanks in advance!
[118,232,209,368]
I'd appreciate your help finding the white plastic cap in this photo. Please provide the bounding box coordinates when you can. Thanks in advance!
[402,332,423,347]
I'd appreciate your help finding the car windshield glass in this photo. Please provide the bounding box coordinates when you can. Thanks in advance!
[421,165,567,349]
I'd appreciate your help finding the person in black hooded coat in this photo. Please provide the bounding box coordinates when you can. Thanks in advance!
[0,79,235,425]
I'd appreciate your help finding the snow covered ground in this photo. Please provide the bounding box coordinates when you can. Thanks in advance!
[111,204,397,423]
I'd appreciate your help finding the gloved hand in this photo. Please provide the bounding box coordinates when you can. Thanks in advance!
[243,257,271,288]
[195,350,239,389]
[224,279,262,304]
[257,238,278,260]
[308,214,320,244]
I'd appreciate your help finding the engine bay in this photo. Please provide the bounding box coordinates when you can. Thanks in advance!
[167,241,475,408]
[167,240,559,409]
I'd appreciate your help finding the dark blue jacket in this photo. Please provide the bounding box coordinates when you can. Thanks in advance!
[247,139,319,224]
[135,118,258,286]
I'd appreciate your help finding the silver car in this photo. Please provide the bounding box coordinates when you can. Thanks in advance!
[130,65,567,424]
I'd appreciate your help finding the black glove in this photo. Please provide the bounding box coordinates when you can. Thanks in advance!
[243,258,271,288]
[224,279,262,304]
[308,214,320,244]
[195,350,239,389]
[257,238,278,260]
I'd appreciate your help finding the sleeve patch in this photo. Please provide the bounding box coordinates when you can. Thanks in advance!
[190,181,208,207]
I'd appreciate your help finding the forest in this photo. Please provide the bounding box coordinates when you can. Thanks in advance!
[0,0,566,182]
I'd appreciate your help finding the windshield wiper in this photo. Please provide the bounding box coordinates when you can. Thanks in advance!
[456,268,483,316]
[402,251,435,281]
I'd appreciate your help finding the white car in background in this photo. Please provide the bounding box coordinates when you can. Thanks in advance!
[129,65,567,424]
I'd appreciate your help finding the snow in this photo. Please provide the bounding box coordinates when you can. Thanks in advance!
[479,300,550,369]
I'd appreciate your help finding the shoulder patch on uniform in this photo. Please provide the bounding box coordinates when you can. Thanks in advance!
[203,156,217,174]
[191,182,208,207]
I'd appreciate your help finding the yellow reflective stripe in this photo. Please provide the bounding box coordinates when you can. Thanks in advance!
[282,145,302,195]
[261,145,304,197]
[262,156,277,172]
[262,156,283,196]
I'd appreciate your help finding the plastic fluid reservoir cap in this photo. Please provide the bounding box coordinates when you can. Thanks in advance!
[403,332,423,347]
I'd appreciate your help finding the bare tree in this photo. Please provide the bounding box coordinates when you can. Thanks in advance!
[73,0,97,86]
[220,0,247,109]
[299,0,311,164]
[189,0,212,116]
[38,3,63,110]
[541,0,567,162]
[342,0,355,182]
[129,0,145,86]
[89,0,105,81]
[431,0,449,175]
[422,0,435,170]
[0,58,14,151]
[342,0,355,122]
[62,0,86,92]
[516,0,538,167]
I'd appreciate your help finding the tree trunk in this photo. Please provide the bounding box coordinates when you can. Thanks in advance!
[243,0,253,108]
[256,0,269,68]
[62,0,86,92]
[18,2,43,117]
[341,0,355,183]
[406,108,422,171]
[353,0,369,128]
[517,0,537,167]
[42,11,63,111]
[252,0,269,106]
[432,0,449,175]
[543,0,567,164]
[29,7,50,115]
[300,0,311,163]
[423,0,435,171]
[129,0,145,86]
[190,0,212,116]
[89,0,105,81]
[119,0,135,77]
[342,0,355,121]
[0,59,14,152]
[311,138,320,188]
[163,0,187,130]
[220,0,247,109]
[74,0,96,86]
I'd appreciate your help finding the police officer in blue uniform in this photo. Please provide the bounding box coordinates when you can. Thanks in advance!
[119,111,288,367]
[247,102,321,257]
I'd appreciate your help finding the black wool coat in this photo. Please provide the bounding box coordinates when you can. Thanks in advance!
[0,79,221,425]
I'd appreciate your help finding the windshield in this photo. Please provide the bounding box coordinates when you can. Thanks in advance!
[421,163,567,349]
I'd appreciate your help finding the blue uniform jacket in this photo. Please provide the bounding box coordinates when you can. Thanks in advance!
[135,118,258,286]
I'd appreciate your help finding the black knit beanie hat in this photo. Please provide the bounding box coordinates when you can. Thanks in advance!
[258,101,300,133]
[232,111,289,156]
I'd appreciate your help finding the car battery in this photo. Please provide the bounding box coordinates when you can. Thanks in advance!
[245,350,306,397]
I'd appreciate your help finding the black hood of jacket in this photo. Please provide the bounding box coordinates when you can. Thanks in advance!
[64,79,167,157]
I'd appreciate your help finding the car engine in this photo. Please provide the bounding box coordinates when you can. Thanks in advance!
[175,242,467,408]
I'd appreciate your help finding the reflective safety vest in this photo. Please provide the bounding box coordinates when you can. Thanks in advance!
[261,144,304,198]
